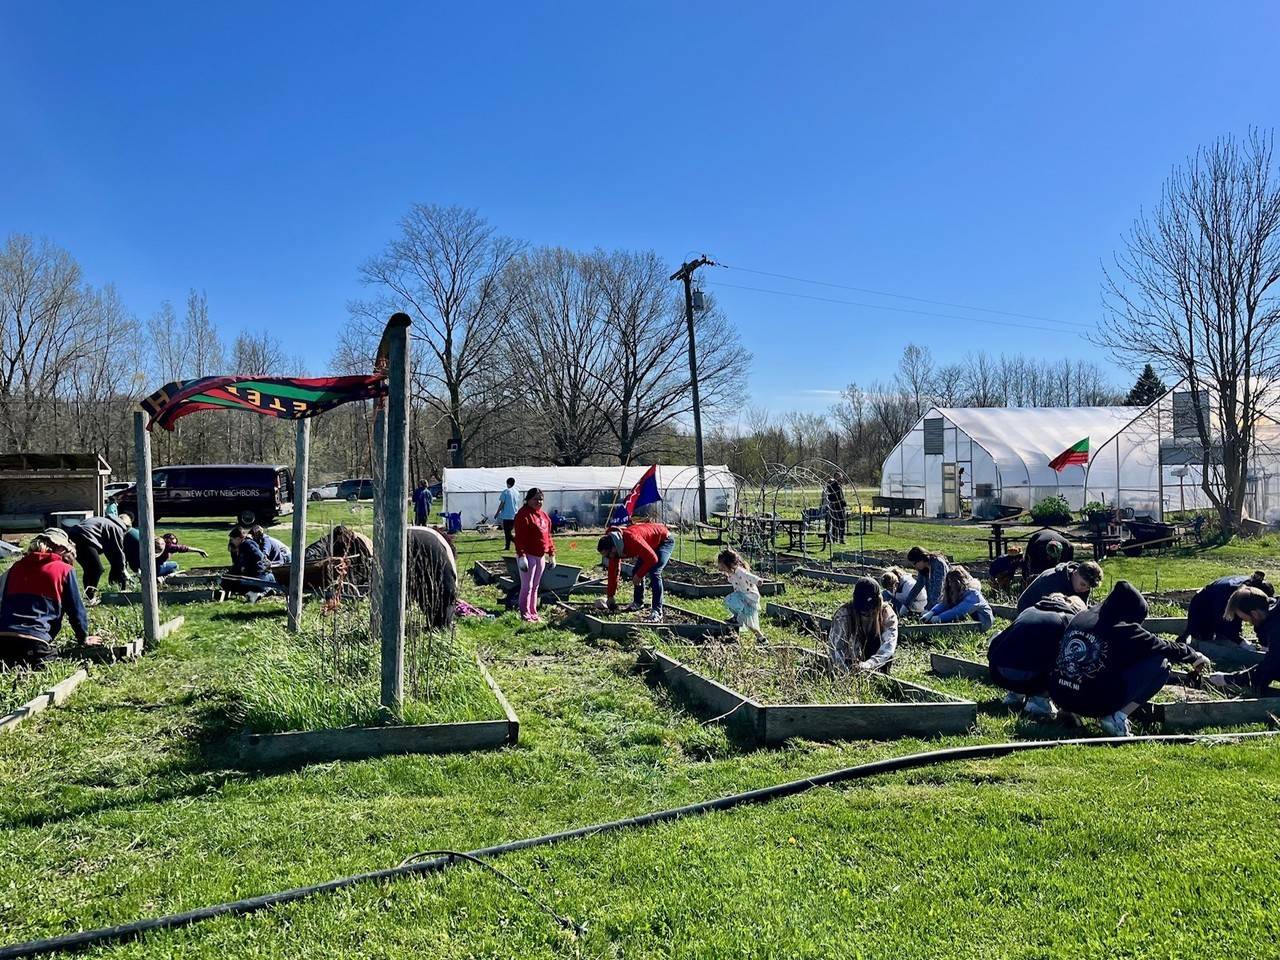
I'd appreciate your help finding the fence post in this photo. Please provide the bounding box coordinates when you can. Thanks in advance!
[288,418,310,632]
[370,400,386,637]
[132,411,160,647]
[377,314,411,716]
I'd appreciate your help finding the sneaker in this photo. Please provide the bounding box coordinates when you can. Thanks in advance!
[245,591,263,604]
[1023,696,1058,720]
[626,602,645,613]
[645,609,664,624]
[1001,691,1026,710]
[1099,710,1132,737]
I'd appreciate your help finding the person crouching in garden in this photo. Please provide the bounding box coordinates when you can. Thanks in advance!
[923,566,994,629]
[1016,559,1103,613]
[514,487,555,622]
[1207,586,1280,696]
[987,593,1085,719]
[903,546,949,613]
[0,528,99,667]
[597,521,674,624]
[827,577,898,674]
[716,548,764,640]
[881,566,925,616]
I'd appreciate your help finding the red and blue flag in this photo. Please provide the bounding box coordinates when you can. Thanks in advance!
[610,465,662,526]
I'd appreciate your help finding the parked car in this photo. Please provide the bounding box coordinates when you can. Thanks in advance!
[104,481,133,500]
[337,478,375,501]
[309,482,340,501]
[118,463,294,524]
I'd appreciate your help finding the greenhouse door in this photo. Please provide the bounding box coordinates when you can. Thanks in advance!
[942,463,958,516]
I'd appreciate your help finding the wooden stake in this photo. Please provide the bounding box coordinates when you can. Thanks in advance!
[377,314,411,716]
[132,411,160,647]
[370,401,386,637]
[288,418,310,632]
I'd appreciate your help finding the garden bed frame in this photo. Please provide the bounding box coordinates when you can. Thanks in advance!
[930,652,1279,732]
[765,602,987,640]
[643,647,976,743]
[621,559,785,599]
[98,589,221,607]
[0,669,89,736]
[72,615,186,663]
[236,653,519,768]
[560,602,735,642]
[791,565,886,586]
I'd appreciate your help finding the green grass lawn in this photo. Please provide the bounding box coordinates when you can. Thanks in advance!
[0,515,1277,957]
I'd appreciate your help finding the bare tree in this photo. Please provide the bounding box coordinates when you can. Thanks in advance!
[1099,131,1280,534]
[353,204,523,467]
[896,343,935,418]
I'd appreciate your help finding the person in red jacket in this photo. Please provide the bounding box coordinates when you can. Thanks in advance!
[597,521,675,623]
[513,487,556,622]
[0,528,100,668]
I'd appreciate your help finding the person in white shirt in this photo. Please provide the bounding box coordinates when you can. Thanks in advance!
[493,477,519,551]
[828,577,899,673]
[881,566,926,615]
[716,548,764,639]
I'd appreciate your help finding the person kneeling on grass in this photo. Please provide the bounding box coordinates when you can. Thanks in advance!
[0,528,99,667]
[1050,580,1210,737]
[514,487,556,623]
[881,566,925,616]
[903,546,949,613]
[1207,586,1280,696]
[828,577,897,674]
[226,527,278,602]
[1182,572,1273,650]
[923,566,994,630]
[987,593,1086,720]
[597,522,674,624]
[249,525,291,566]
[717,548,765,640]
[1016,559,1103,613]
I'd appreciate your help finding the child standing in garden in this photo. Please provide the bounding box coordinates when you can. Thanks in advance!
[716,548,765,639]
[514,487,555,622]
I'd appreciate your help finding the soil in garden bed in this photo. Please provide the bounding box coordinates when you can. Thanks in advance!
[662,560,731,586]
[1151,683,1233,704]
[563,603,707,625]
[662,641,897,705]
[476,559,509,578]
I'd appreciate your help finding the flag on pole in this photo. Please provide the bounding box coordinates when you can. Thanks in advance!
[1049,437,1090,472]
[609,465,662,526]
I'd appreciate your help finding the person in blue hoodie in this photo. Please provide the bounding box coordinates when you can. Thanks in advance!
[922,566,994,630]
[0,528,99,667]
[224,527,278,601]
[903,546,949,614]
[1050,580,1210,737]
[249,525,292,566]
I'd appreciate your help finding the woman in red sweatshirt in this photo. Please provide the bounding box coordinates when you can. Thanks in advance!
[513,487,556,622]
[597,521,674,623]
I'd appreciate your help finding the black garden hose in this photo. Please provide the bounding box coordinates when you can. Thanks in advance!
[2,730,1275,959]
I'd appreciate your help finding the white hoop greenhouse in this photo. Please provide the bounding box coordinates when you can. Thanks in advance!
[442,465,736,528]
[880,406,1136,519]
[1083,381,1280,522]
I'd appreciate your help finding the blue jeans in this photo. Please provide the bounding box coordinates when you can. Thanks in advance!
[158,561,179,577]
[633,537,675,610]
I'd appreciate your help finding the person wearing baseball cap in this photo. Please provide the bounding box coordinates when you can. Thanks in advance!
[827,576,899,673]
[0,529,99,667]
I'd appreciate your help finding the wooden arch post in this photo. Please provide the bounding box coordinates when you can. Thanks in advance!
[377,314,411,716]
[287,418,310,632]
[132,411,161,647]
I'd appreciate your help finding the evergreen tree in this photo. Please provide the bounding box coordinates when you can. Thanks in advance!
[1124,364,1167,406]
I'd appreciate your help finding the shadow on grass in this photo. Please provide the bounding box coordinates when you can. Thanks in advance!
[211,607,286,623]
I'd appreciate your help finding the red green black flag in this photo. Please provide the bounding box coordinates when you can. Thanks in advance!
[1048,437,1090,472]
[141,375,388,431]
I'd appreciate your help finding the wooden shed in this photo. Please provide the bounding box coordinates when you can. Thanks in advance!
[0,453,112,532]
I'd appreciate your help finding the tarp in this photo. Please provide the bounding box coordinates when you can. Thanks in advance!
[142,376,387,431]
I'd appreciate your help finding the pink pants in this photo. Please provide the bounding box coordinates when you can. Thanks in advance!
[518,555,547,617]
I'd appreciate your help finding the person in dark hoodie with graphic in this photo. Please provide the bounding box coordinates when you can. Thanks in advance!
[1050,580,1210,737]
[1181,572,1273,649]
[1017,559,1104,613]
[988,593,1086,719]
[1207,586,1280,695]
[0,528,99,667]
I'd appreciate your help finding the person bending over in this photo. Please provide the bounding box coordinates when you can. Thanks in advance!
[987,593,1085,719]
[1023,528,1074,577]
[881,566,926,616]
[827,577,898,674]
[597,522,674,624]
[1050,580,1209,737]
[0,528,99,667]
[903,546,949,613]
[249,525,291,566]
[923,566,994,629]
[1182,572,1273,649]
[67,513,131,604]
[1208,586,1280,695]
[1017,560,1103,613]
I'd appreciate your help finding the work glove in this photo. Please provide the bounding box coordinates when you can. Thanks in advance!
[1189,651,1213,673]
[547,555,557,569]
[517,555,529,573]
[856,660,874,672]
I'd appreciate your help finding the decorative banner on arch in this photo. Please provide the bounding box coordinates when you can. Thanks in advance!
[141,375,388,431]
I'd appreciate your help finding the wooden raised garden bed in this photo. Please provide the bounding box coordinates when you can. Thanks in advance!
[620,559,784,599]
[470,559,508,585]
[237,653,519,767]
[793,565,887,586]
[72,614,185,663]
[0,669,89,736]
[644,646,976,744]
[560,601,734,641]
[99,588,221,607]
[765,602,988,640]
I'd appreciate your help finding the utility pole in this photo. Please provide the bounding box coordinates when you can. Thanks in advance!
[671,255,716,523]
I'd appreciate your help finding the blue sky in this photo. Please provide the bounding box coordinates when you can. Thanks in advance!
[3,1,1278,420]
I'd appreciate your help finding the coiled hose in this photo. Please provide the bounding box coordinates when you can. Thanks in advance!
[1,730,1274,959]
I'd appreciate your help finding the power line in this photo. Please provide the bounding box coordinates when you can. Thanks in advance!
[720,262,1086,327]
[705,280,1090,337]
